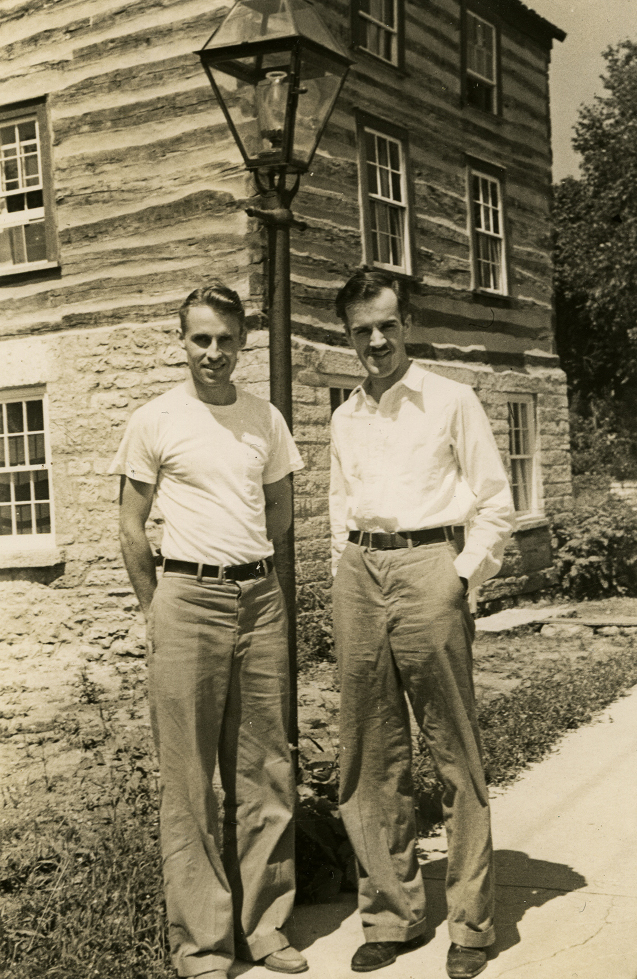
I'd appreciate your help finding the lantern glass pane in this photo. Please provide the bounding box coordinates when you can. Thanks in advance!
[292,54,343,167]
[209,53,294,168]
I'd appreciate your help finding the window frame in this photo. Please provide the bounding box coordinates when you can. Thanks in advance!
[351,0,405,71]
[507,395,539,518]
[0,387,55,548]
[462,5,501,116]
[356,112,414,277]
[466,159,508,296]
[0,98,59,278]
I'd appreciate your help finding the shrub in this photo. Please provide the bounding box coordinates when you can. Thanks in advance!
[551,495,637,599]
[296,585,335,668]
[569,394,637,481]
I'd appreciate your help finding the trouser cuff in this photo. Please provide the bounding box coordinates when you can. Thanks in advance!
[237,928,289,963]
[361,920,427,944]
[448,924,495,949]
[176,952,234,976]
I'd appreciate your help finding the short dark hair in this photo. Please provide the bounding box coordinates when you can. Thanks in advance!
[335,269,408,328]
[179,281,246,335]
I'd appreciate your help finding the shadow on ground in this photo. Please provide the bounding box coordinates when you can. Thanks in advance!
[420,849,588,959]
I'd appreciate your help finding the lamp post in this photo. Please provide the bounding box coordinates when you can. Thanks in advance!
[197,0,351,758]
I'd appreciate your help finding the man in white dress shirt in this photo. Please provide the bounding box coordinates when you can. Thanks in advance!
[110,283,307,979]
[330,270,514,979]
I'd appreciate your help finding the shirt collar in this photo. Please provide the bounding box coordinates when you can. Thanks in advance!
[350,360,424,402]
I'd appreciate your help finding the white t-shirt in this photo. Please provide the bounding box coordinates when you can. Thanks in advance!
[109,381,304,565]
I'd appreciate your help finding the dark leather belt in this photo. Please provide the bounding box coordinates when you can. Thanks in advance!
[163,557,274,581]
[347,527,453,549]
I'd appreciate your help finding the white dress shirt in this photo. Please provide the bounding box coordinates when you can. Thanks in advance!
[330,361,515,590]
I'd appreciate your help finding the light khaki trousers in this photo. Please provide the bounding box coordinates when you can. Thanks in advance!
[148,570,296,977]
[333,542,495,949]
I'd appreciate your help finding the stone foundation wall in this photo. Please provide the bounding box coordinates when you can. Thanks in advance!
[0,325,572,616]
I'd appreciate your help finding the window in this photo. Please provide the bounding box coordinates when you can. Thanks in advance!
[352,0,403,68]
[0,391,54,541]
[329,387,355,413]
[469,168,507,294]
[465,11,498,114]
[0,100,58,275]
[508,397,536,514]
[358,118,412,274]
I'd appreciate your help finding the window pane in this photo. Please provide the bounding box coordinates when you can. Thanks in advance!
[0,505,12,535]
[16,503,33,534]
[8,435,26,466]
[377,137,388,169]
[0,405,3,434]
[33,470,49,501]
[0,125,15,145]
[379,163,390,199]
[18,120,36,142]
[367,161,378,196]
[0,474,10,503]
[14,471,31,502]
[391,171,402,202]
[26,400,44,431]
[6,192,26,213]
[26,189,44,210]
[35,503,51,534]
[28,433,46,465]
[24,222,46,263]
[7,402,24,433]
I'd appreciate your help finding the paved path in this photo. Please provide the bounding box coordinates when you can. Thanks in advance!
[232,683,637,979]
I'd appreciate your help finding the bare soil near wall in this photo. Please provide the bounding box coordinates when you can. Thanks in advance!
[2,581,636,840]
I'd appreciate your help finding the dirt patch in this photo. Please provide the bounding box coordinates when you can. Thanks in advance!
[1,588,636,836]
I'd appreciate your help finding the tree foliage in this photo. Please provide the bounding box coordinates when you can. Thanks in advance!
[553,40,637,406]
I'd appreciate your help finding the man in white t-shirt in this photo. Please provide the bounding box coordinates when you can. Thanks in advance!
[110,283,306,979]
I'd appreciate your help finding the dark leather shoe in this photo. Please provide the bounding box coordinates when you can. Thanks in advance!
[351,936,424,972]
[446,943,488,979]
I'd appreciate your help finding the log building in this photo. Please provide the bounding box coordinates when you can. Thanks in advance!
[0,0,568,612]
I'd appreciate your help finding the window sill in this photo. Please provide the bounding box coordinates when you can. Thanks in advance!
[471,290,512,308]
[514,514,549,533]
[351,45,406,76]
[0,542,65,569]
[0,261,61,286]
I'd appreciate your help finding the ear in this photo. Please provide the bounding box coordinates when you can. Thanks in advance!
[402,312,412,338]
[239,324,248,349]
[343,322,355,349]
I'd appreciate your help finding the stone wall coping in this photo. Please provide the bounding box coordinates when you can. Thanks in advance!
[0,544,65,569]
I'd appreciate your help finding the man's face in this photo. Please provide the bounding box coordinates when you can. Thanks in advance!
[345,288,410,383]
[181,305,245,400]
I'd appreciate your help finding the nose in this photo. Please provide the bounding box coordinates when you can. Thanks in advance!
[206,339,221,361]
[369,326,386,348]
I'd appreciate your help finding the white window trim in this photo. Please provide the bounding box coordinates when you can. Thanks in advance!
[360,124,412,275]
[0,386,56,553]
[507,394,543,522]
[468,167,507,295]
[0,100,59,276]
[466,12,496,88]
[359,0,398,66]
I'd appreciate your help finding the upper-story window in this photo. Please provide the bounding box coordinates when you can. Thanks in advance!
[468,167,507,294]
[0,390,54,541]
[358,116,412,275]
[465,11,498,114]
[0,100,58,276]
[352,0,404,69]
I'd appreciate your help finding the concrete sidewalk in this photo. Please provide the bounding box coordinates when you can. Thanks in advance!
[232,682,637,979]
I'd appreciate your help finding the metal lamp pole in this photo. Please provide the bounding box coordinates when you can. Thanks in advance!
[246,169,307,762]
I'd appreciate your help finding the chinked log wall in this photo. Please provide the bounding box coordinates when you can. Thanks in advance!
[0,0,570,604]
